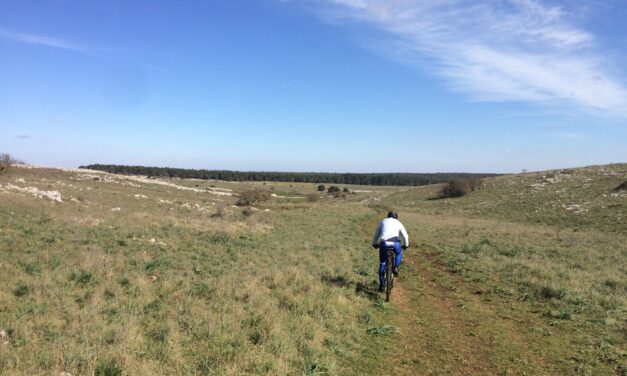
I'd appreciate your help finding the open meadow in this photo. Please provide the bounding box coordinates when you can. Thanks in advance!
[0,164,625,375]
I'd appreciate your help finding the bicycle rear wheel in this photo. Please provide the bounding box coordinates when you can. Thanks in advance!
[385,252,394,302]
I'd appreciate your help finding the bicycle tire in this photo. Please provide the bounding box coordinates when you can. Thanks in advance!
[385,250,394,302]
[390,252,395,289]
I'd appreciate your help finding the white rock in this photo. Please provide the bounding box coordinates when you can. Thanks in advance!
[4,184,63,202]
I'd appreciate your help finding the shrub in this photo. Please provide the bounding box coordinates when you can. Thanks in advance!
[317,184,325,192]
[342,187,350,193]
[242,207,254,217]
[613,180,627,191]
[438,178,481,198]
[0,153,18,174]
[236,190,271,206]
[327,186,341,193]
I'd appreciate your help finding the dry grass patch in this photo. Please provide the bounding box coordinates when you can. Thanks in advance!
[0,167,387,375]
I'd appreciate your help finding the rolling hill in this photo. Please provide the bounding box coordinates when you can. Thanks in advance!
[0,163,625,375]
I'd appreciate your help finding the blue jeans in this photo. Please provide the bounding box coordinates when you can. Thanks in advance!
[379,241,402,286]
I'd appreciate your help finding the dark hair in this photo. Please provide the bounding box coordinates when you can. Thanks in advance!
[387,211,398,219]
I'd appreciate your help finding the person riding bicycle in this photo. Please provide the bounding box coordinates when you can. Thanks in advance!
[372,211,409,292]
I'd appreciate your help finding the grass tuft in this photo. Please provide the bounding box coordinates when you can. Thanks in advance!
[94,359,123,376]
[367,324,396,336]
[13,282,28,297]
[70,270,94,286]
[537,285,568,300]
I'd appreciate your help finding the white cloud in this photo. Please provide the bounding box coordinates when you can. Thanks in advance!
[0,28,109,56]
[302,0,627,117]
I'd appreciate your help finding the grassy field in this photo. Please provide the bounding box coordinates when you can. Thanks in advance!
[0,164,625,375]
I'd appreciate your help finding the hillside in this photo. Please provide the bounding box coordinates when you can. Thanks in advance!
[377,163,626,375]
[384,163,626,233]
[0,164,625,375]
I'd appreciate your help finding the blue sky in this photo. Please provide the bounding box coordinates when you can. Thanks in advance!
[1,0,626,173]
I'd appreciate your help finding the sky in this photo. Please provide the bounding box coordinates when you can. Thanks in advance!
[1,0,626,173]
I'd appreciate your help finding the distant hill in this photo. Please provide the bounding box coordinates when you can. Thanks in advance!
[383,163,627,233]
[79,164,500,186]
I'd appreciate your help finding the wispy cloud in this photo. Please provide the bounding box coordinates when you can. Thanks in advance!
[0,28,170,72]
[301,0,627,117]
[16,134,31,139]
[0,28,110,56]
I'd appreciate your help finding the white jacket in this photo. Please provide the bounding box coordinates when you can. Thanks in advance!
[372,217,409,247]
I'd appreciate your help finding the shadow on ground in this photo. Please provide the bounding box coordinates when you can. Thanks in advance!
[321,274,380,302]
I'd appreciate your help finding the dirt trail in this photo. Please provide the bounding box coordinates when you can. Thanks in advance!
[388,257,497,375]
[361,209,553,375]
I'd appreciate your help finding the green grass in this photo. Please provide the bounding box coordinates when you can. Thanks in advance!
[0,166,394,375]
[0,164,625,375]
[385,164,626,233]
[376,163,626,375]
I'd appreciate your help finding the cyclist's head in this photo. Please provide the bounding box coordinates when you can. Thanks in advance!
[387,211,398,219]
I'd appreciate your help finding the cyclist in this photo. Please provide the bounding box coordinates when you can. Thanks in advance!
[372,211,409,292]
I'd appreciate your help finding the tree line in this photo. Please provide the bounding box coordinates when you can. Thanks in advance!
[80,164,499,186]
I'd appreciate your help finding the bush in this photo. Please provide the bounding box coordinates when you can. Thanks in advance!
[236,190,271,206]
[327,186,341,193]
[438,178,481,198]
[0,153,18,174]
[342,187,350,193]
[317,184,325,192]
[613,180,627,191]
